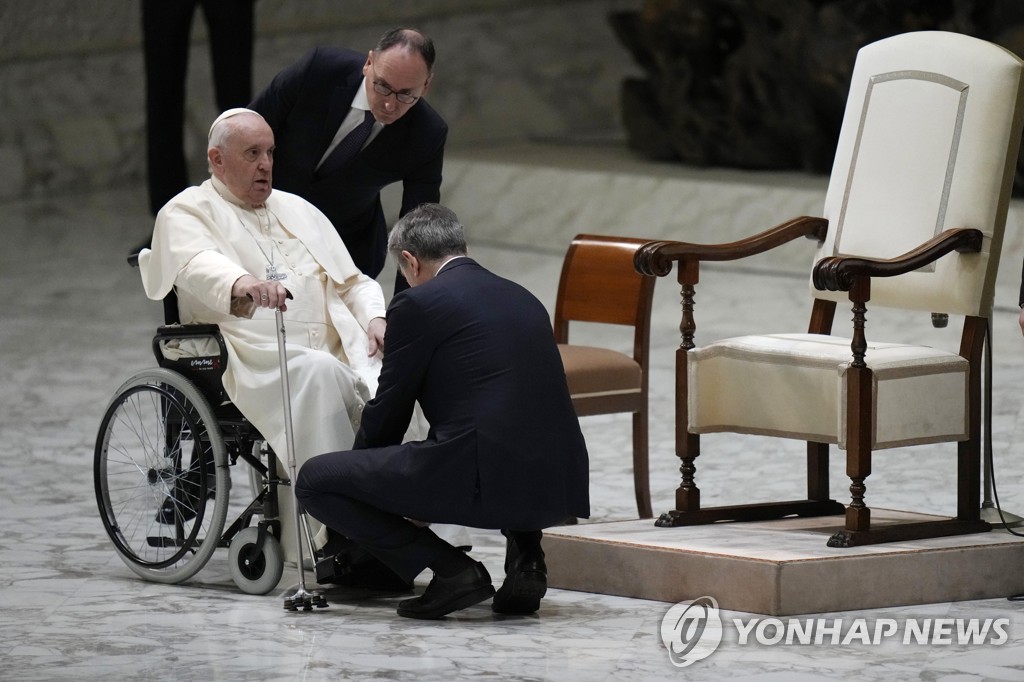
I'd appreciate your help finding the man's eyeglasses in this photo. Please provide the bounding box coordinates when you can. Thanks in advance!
[372,79,421,105]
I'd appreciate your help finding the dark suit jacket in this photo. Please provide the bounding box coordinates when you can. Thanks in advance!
[250,47,447,278]
[349,258,591,530]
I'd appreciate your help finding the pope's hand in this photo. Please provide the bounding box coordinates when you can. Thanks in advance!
[233,273,289,311]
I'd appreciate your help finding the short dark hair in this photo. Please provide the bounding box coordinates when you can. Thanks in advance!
[388,203,467,262]
[375,27,436,72]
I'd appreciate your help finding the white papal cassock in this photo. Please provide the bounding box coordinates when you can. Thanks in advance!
[139,176,387,562]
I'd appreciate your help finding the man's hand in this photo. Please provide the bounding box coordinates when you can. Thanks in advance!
[232,273,289,311]
[367,316,386,356]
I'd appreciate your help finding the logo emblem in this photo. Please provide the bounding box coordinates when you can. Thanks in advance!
[660,596,724,667]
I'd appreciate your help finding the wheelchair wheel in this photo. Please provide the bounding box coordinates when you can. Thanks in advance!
[228,526,285,595]
[95,368,230,584]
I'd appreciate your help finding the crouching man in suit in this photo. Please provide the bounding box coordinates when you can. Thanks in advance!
[296,203,590,619]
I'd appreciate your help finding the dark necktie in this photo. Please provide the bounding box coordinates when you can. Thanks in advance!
[318,110,375,176]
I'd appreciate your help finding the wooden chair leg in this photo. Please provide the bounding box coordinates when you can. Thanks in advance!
[676,345,699,513]
[806,441,845,519]
[845,364,873,533]
[958,316,985,522]
[655,432,701,527]
[828,362,875,547]
[806,441,830,500]
[632,409,652,519]
[674,432,701,512]
[957,439,982,521]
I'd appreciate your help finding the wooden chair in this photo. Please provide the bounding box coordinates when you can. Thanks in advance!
[634,31,1024,546]
[555,234,657,518]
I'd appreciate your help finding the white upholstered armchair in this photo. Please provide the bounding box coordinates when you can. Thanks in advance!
[635,31,1024,547]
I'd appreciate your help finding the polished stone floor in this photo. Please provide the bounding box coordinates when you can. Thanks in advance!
[3,152,1024,679]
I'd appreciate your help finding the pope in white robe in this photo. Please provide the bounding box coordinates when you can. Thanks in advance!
[138,108,387,564]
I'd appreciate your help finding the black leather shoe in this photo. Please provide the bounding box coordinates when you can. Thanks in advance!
[315,552,413,592]
[493,531,547,614]
[397,562,495,620]
[155,496,196,524]
[314,532,413,592]
[493,553,547,614]
[155,484,213,524]
[154,461,215,524]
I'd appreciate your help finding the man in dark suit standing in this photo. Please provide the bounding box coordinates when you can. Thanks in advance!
[249,28,446,289]
[133,0,256,254]
[296,204,590,620]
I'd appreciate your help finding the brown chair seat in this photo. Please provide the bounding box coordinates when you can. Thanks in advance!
[559,345,641,398]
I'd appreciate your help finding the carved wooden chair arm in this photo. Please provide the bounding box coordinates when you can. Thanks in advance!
[634,216,829,277]
[812,227,983,292]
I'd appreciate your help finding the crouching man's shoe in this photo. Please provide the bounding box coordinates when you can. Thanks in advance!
[493,530,547,614]
[492,552,547,614]
[397,561,495,620]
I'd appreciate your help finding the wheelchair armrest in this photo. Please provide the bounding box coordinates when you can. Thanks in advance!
[152,324,230,404]
[153,324,228,363]
[156,323,223,338]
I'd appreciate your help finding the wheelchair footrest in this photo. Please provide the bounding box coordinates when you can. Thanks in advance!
[147,536,179,548]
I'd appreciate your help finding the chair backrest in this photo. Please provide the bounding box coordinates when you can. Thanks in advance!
[812,31,1024,317]
[553,234,656,359]
[129,249,181,324]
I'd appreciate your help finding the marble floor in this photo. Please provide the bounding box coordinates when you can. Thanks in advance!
[3,149,1024,680]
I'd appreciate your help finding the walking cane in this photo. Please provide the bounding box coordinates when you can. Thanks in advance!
[274,305,328,611]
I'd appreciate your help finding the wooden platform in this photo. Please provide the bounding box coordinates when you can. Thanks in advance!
[544,510,1024,616]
